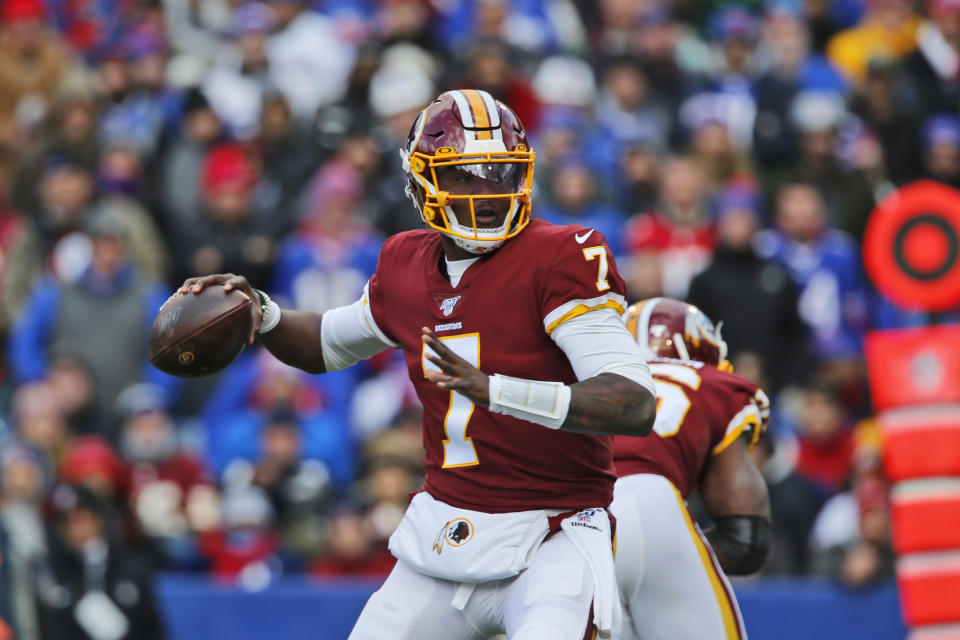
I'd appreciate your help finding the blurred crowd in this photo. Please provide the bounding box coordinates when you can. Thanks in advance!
[0,0,955,636]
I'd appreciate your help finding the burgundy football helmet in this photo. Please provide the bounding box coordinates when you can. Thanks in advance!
[625,297,729,367]
[401,89,535,254]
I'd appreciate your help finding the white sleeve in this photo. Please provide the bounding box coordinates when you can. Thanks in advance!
[319,282,399,372]
[550,308,656,396]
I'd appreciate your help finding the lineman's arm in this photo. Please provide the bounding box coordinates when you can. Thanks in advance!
[699,436,772,575]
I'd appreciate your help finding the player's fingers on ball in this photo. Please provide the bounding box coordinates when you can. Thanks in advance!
[221,274,240,291]
[178,277,199,294]
[189,275,222,293]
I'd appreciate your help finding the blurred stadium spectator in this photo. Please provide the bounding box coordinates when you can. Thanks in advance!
[310,502,394,578]
[757,180,868,364]
[920,113,960,188]
[809,463,895,587]
[781,89,877,240]
[625,154,714,299]
[117,383,216,569]
[687,181,807,391]
[826,0,920,84]
[249,408,332,560]
[791,383,857,498]
[1,444,48,639]
[198,484,285,582]
[8,205,171,434]
[171,142,281,289]
[35,483,165,640]
[537,159,626,256]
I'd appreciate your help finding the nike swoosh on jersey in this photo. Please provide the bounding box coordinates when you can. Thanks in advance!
[574,229,595,244]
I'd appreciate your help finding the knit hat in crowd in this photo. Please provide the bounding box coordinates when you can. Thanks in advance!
[922,114,960,152]
[713,180,762,220]
[59,436,125,490]
[230,2,277,36]
[1,0,45,25]
[202,144,258,194]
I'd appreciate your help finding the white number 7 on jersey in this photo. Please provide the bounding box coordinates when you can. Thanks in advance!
[422,333,481,468]
[582,246,610,291]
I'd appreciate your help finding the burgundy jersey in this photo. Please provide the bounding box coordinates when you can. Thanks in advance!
[613,358,769,497]
[367,218,627,513]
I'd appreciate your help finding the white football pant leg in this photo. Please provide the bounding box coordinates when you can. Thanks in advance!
[499,531,595,640]
[611,474,747,640]
[349,560,487,640]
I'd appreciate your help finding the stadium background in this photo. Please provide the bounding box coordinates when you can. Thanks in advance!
[0,0,949,637]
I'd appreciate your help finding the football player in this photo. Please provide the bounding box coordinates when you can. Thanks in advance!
[612,297,772,640]
[179,90,657,640]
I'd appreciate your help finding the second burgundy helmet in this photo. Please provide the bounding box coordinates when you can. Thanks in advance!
[625,297,729,366]
[401,89,535,254]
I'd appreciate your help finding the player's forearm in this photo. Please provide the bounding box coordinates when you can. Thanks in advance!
[700,439,772,574]
[703,516,772,575]
[561,373,656,436]
[259,309,328,374]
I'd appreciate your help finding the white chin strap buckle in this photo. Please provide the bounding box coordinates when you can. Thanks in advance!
[453,235,504,254]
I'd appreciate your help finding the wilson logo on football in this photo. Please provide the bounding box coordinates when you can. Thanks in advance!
[431,517,474,555]
[439,296,462,317]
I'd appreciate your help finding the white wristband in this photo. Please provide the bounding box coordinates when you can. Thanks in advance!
[487,374,572,430]
[258,299,281,334]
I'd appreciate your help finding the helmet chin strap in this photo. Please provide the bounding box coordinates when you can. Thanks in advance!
[452,235,504,254]
[442,200,517,254]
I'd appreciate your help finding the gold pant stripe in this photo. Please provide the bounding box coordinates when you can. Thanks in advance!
[671,486,742,639]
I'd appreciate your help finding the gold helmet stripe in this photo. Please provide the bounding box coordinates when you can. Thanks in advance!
[463,90,493,140]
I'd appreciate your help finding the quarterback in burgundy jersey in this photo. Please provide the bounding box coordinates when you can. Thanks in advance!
[179,90,657,640]
[611,297,772,640]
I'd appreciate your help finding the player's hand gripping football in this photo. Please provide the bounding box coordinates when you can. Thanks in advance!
[422,327,490,406]
[177,273,263,344]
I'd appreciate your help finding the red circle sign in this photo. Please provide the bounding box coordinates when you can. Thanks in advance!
[902,221,948,272]
[863,180,960,311]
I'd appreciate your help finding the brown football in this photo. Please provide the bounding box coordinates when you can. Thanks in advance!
[148,286,254,377]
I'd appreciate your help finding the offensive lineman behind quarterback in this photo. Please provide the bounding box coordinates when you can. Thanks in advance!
[612,298,772,640]
[179,89,657,640]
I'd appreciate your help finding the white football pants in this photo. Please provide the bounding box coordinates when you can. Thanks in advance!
[349,530,595,640]
[611,474,747,640]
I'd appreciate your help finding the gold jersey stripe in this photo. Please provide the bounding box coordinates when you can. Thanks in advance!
[545,299,626,335]
[711,415,762,456]
[671,486,743,640]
